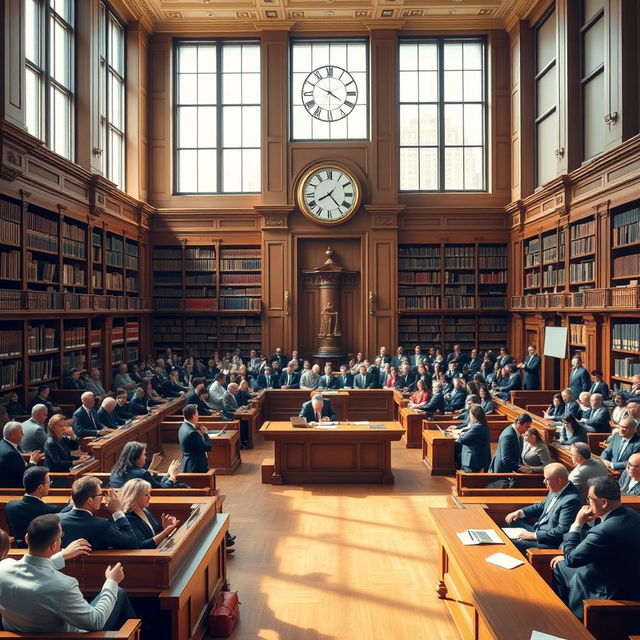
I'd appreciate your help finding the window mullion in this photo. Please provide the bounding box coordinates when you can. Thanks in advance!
[217,41,223,193]
[438,38,445,192]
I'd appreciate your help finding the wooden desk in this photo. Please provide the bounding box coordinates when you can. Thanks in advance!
[422,428,456,475]
[207,429,241,475]
[495,398,558,444]
[429,507,596,640]
[509,390,559,409]
[234,405,261,448]
[398,406,426,448]
[260,421,404,485]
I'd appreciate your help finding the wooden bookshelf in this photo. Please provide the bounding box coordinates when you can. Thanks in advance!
[218,247,261,311]
[611,203,640,284]
[611,318,640,391]
[568,217,595,291]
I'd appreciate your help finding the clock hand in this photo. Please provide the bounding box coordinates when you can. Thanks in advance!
[318,192,334,202]
[328,194,341,208]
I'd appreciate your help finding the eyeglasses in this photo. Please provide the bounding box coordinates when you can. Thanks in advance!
[626,462,640,469]
[90,492,104,499]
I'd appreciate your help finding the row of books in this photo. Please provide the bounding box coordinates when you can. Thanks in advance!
[106,273,124,290]
[399,246,440,258]
[569,260,595,284]
[185,247,215,259]
[220,273,260,285]
[125,255,138,270]
[525,237,541,266]
[543,266,565,288]
[154,249,183,260]
[220,249,261,259]
[185,259,215,271]
[0,291,22,310]
[153,259,182,271]
[220,259,261,270]
[445,272,475,284]
[126,242,139,257]
[479,271,507,284]
[63,264,85,286]
[219,287,261,297]
[184,287,217,298]
[26,230,58,253]
[444,296,475,309]
[612,322,640,351]
[612,207,640,246]
[398,272,440,284]
[220,297,261,310]
[398,258,441,269]
[613,357,640,379]
[478,258,507,269]
[570,235,594,257]
[62,238,86,259]
[570,219,595,241]
[479,297,507,309]
[185,274,216,285]
[92,271,103,289]
[29,358,55,383]
[25,211,57,236]
[0,330,21,357]
[107,236,124,253]
[62,221,86,241]
[613,254,640,278]
[126,276,139,292]
[27,256,57,282]
[444,257,474,269]
[28,325,57,353]
[569,323,586,345]
[0,361,21,389]
[155,274,183,285]
[400,296,441,309]
[445,285,473,295]
[525,271,540,288]
[106,250,124,267]
[0,209,21,245]
[0,249,20,279]
[399,285,442,295]
[64,326,86,349]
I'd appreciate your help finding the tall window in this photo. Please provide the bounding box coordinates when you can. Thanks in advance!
[581,0,605,161]
[25,0,75,160]
[174,40,261,194]
[99,3,125,190]
[399,38,486,192]
[535,7,558,188]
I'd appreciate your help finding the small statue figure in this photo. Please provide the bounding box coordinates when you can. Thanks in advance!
[319,302,341,337]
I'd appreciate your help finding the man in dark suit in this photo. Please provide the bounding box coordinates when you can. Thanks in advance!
[391,347,405,369]
[467,348,482,375]
[0,422,45,488]
[588,369,610,401]
[280,363,301,389]
[415,382,446,417]
[561,388,581,419]
[151,365,168,393]
[497,346,515,369]
[354,364,376,389]
[581,393,611,433]
[161,371,187,398]
[97,397,119,430]
[256,366,280,390]
[336,365,354,389]
[178,404,211,473]
[185,379,212,416]
[504,463,582,553]
[517,345,541,390]
[496,364,523,400]
[59,476,138,550]
[318,364,339,389]
[29,384,58,420]
[299,394,337,424]
[6,466,58,546]
[128,387,149,416]
[619,453,640,495]
[221,383,240,421]
[410,345,426,369]
[113,389,134,423]
[269,347,288,371]
[63,368,86,390]
[569,356,591,401]
[551,477,640,618]
[377,346,392,365]
[72,392,109,439]
[601,418,640,470]
[488,414,532,473]
[453,404,491,472]
[445,377,468,412]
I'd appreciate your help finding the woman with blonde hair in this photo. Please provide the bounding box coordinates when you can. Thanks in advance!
[120,479,180,549]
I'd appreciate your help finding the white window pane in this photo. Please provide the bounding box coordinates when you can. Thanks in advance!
[222,106,242,147]
[399,71,419,102]
[537,12,556,73]
[109,74,123,130]
[351,72,368,104]
[99,120,106,173]
[399,105,419,145]
[583,0,603,24]
[464,147,483,189]
[583,72,605,159]
[444,147,464,190]
[536,110,558,187]
[241,73,260,104]
[463,70,483,102]
[418,43,438,70]
[419,104,438,146]
[292,44,311,73]
[179,46,197,73]
[99,3,105,58]
[399,43,418,71]
[198,45,216,73]
[292,106,311,139]
[198,74,216,104]
[179,74,198,104]
[348,105,368,139]
[444,71,463,102]
[242,149,261,191]
[584,17,604,76]
[26,67,42,139]
[222,149,242,192]
[52,0,71,23]
[222,73,241,104]
[329,115,348,140]
[418,71,438,103]
[242,45,260,73]
[198,106,216,147]
[178,150,197,192]
[108,18,124,75]
[419,148,438,190]
[242,106,260,147]
[26,0,41,64]
[313,117,330,140]
[223,46,242,72]
[198,149,216,192]
[109,130,123,188]
[51,18,70,87]
[346,43,367,72]
[463,42,483,70]
[329,42,347,69]
[291,72,305,106]
[445,104,463,145]
[464,104,483,145]
[52,87,71,159]
[178,107,198,147]
[99,60,106,118]
[536,64,556,116]
[444,43,463,70]
[400,148,419,191]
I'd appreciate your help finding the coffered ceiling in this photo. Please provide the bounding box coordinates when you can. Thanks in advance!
[116,0,542,33]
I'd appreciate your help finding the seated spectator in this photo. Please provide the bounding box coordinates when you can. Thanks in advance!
[415,382,446,416]
[445,377,468,413]
[208,372,228,410]
[551,477,640,618]
[568,442,609,500]
[384,366,400,389]
[0,422,45,488]
[73,391,111,439]
[0,514,135,632]
[300,364,321,390]
[619,452,640,495]
[97,396,119,430]
[161,371,187,398]
[29,384,59,420]
[185,378,212,416]
[63,368,86,390]
[44,413,88,472]
[151,365,168,393]
[489,414,531,473]
[129,387,150,416]
[256,365,280,390]
[581,393,610,433]
[113,363,136,392]
[6,392,28,419]
[353,364,375,389]
[589,369,610,400]
[221,382,240,422]
[59,476,138,550]
[504,463,582,554]
[519,427,551,473]
[113,389,134,424]
[601,417,640,471]
[558,413,589,446]
[6,466,59,546]
[543,393,566,420]
[611,392,628,426]
[20,403,49,452]
[109,441,180,489]
[408,379,430,408]
[560,388,581,419]
[318,364,339,390]
[336,364,354,389]
[478,385,494,415]
[120,478,180,548]
[495,364,522,400]
[84,368,107,397]
[141,377,167,405]
[577,391,592,419]
[448,394,480,430]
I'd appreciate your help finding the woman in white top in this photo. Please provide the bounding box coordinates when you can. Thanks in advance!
[612,393,629,425]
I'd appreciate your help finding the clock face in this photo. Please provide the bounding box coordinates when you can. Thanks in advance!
[298,166,361,225]
[301,66,358,122]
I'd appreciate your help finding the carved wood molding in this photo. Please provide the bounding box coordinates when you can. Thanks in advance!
[255,205,294,230]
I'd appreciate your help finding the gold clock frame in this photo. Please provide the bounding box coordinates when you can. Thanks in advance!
[296,163,362,226]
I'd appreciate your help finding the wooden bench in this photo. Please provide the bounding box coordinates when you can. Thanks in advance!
[0,619,142,639]
[510,390,559,409]
[454,470,546,496]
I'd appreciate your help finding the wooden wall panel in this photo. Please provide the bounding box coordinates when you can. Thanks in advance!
[1,0,24,129]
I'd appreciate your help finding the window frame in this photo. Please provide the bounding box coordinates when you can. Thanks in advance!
[398,35,488,193]
[172,37,262,195]
[289,36,371,143]
[25,0,76,160]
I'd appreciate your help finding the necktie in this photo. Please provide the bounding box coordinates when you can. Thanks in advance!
[316,411,321,422]
[17,445,24,453]
[619,439,629,460]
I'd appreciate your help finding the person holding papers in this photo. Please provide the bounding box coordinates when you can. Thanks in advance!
[299,394,337,425]
[503,463,582,554]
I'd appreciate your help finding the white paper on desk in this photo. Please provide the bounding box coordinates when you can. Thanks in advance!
[485,552,524,569]
[351,421,369,425]
[322,390,339,394]
[456,529,504,545]
[502,527,528,540]
[530,632,569,640]
[315,423,338,429]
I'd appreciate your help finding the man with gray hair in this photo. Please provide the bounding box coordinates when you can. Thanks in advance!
[0,422,45,487]
[84,368,106,397]
[568,442,609,499]
[72,392,109,439]
[97,397,118,431]
[503,462,582,554]
[221,382,239,421]
[21,404,49,452]
[582,393,610,433]
[601,417,640,470]
[300,364,321,390]
[298,393,337,425]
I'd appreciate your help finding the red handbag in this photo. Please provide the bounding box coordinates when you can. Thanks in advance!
[208,590,240,637]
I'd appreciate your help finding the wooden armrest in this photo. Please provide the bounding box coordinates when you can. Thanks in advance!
[583,600,640,640]
[525,548,561,586]
[0,618,142,639]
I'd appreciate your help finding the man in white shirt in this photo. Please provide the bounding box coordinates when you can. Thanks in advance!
[207,372,227,412]
[0,513,135,632]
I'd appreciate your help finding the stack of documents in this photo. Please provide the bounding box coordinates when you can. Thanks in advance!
[456,529,504,545]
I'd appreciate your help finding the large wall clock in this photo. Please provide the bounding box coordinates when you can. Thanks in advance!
[297,164,362,225]
[301,65,358,122]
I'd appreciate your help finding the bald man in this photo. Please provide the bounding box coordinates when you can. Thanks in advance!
[503,463,582,554]
[619,452,640,495]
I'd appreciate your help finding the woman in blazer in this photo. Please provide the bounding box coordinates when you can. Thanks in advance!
[408,379,431,408]
[558,413,589,446]
[478,385,494,415]
[44,414,89,472]
[543,393,566,420]
[109,441,180,489]
[612,393,629,426]
[454,404,491,473]
[120,479,180,549]
[519,427,551,473]
[385,366,400,389]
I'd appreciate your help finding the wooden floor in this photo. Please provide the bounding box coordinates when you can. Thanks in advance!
[163,435,460,640]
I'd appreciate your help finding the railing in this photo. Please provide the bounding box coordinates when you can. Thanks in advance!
[511,286,640,311]
[0,290,152,313]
